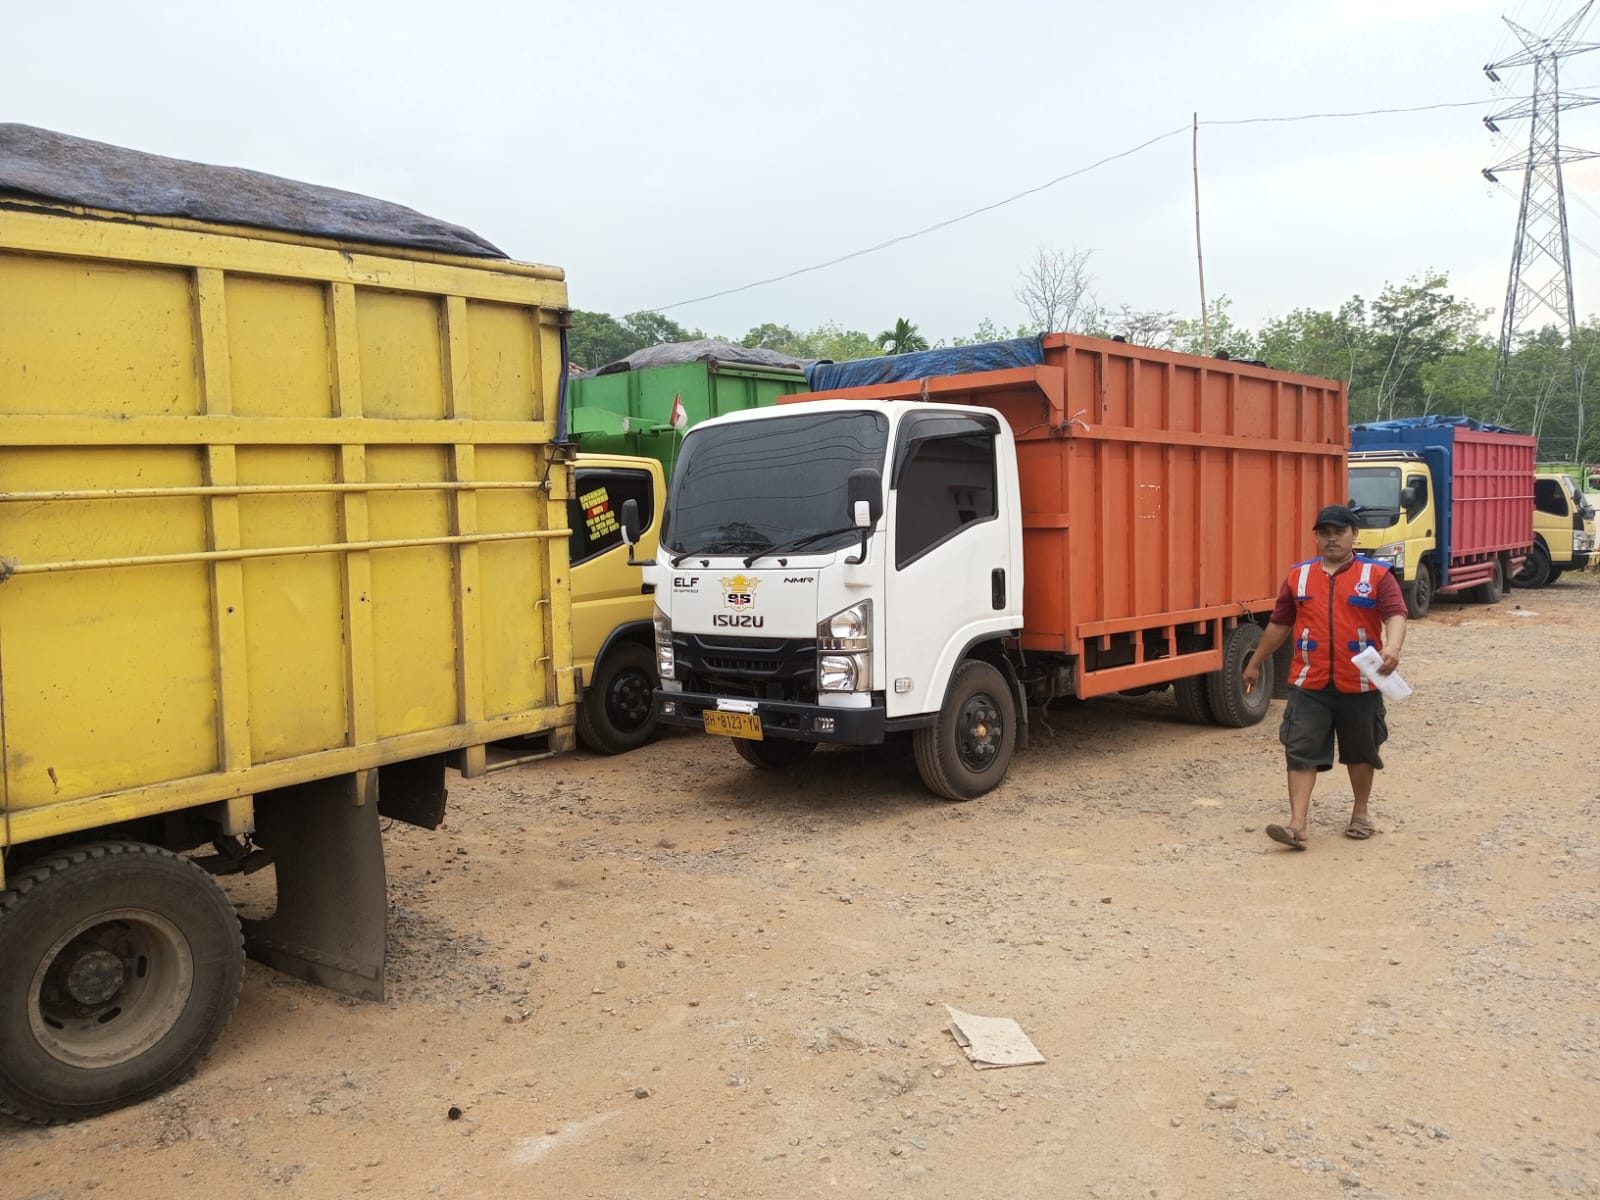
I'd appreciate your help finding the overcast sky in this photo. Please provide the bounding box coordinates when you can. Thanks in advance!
[6,0,1598,345]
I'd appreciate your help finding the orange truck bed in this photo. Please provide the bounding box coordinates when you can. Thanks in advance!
[786,333,1348,695]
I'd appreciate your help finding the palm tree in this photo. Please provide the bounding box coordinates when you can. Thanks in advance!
[876,318,929,356]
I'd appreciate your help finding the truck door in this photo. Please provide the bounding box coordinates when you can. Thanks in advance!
[883,413,1009,718]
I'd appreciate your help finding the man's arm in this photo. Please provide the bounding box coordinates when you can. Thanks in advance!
[1378,612,1406,674]
[1375,568,1407,674]
[1242,621,1292,694]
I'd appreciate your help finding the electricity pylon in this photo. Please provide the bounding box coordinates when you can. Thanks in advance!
[1481,1,1598,457]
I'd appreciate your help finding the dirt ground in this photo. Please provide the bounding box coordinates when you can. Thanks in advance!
[5,574,1599,1200]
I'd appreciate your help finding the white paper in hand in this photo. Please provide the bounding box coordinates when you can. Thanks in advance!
[1350,645,1412,700]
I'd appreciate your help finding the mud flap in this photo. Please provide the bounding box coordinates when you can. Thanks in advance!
[241,771,387,1001]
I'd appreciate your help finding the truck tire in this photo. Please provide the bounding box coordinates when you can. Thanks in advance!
[1207,623,1273,728]
[913,660,1016,801]
[576,642,658,755]
[1471,558,1505,604]
[1403,566,1433,619]
[1171,674,1215,724]
[0,841,244,1125]
[733,737,817,769]
[1512,544,1552,588]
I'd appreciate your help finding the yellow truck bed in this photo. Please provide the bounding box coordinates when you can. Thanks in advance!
[0,125,575,1122]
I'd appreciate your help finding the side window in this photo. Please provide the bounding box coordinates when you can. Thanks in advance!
[570,468,656,566]
[893,432,997,568]
[1534,478,1567,517]
[1404,474,1428,521]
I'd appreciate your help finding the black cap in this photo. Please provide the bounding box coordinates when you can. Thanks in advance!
[1313,504,1359,530]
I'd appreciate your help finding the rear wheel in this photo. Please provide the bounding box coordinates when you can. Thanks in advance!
[1471,557,1505,604]
[913,660,1017,801]
[0,841,244,1125]
[576,642,658,755]
[1172,674,1215,724]
[1207,623,1272,728]
[733,737,817,769]
[1512,544,1551,588]
[1403,566,1433,619]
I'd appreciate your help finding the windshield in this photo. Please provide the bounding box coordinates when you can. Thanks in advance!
[664,411,890,557]
[1349,466,1401,526]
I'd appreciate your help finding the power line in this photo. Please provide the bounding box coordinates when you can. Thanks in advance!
[644,93,1596,314]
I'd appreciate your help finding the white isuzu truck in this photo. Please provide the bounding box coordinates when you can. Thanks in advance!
[620,336,1347,801]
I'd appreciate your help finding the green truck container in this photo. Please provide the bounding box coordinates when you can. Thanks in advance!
[568,359,809,476]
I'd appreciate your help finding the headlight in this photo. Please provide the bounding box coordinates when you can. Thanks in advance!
[1371,542,1405,570]
[819,601,872,651]
[819,655,863,692]
[653,606,674,679]
[817,602,872,692]
[1576,532,1596,553]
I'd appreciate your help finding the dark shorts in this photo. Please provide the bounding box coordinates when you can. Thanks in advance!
[1279,687,1388,772]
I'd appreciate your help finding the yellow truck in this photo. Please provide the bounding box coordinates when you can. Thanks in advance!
[0,126,576,1122]
[1516,469,1597,586]
[570,453,665,753]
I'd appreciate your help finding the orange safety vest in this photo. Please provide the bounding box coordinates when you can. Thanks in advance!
[1285,556,1392,693]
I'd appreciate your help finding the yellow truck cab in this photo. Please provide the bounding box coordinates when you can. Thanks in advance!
[1348,451,1438,617]
[570,454,666,752]
[1518,471,1597,586]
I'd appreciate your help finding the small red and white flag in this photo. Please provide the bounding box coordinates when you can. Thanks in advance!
[669,393,688,431]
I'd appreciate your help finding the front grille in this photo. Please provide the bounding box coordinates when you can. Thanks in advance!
[676,633,817,703]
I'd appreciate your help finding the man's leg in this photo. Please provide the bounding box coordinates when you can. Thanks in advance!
[1346,763,1374,827]
[1286,768,1317,840]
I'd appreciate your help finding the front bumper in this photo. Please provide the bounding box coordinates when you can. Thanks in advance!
[1572,551,1591,570]
[655,689,887,745]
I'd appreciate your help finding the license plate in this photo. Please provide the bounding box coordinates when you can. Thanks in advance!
[703,710,763,740]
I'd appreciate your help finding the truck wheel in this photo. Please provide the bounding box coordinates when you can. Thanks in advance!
[1512,544,1551,588]
[0,841,244,1124]
[913,660,1016,801]
[1403,566,1433,619]
[733,737,817,769]
[1472,558,1505,604]
[1171,674,1215,724]
[1207,623,1272,728]
[576,642,658,755]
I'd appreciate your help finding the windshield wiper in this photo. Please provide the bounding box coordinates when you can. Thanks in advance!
[669,541,747,567]
[743,526,860,568]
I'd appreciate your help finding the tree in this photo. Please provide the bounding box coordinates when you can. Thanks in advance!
[623,311,697,348]
[568,310,638,371]
[1083,304,1178,350]
[1015,247,1096,334]
[740,323,800,352]
[876,318,929,355]
[952,318,1026,347]
[1172,297,1260,360]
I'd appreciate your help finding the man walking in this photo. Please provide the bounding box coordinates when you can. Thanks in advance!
[1241,504,1407,850]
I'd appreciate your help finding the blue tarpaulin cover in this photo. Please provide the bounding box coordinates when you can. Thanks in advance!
[805,337,1045,391]
[1351,415,1520,435]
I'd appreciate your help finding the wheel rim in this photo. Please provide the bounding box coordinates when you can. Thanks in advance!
[29,909,194,1068]
[955,692,1003,772]
[604,668,654,733]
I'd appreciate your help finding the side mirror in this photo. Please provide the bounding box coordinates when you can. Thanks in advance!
[620,499,641,547]
[1400,486,1417,507]
[845,468,883,565]
[847,468,883,528]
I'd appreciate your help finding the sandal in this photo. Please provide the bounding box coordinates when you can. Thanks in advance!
[1266,824,1307,851]
[1345,816,1376,840]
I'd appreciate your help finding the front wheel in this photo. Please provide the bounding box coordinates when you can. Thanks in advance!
[913,660,1017,801]
[1403,566,1433,619]
[0,841,244,1124]
[1512,544,1551,588]
[576,642,659,755]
